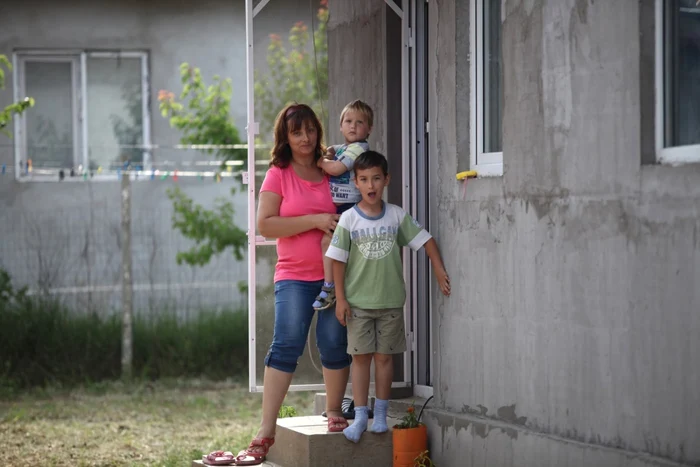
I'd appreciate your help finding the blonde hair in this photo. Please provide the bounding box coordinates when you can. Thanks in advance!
[339,99,374,128]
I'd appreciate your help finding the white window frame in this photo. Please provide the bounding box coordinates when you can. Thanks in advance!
[654,0,700,165]
[469,0,504,177]
[13,50,151,182]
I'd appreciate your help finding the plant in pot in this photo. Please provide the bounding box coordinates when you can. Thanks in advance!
[393,403,428,467]
[414,449,437,467]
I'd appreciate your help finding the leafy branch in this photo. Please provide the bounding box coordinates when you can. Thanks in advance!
[158,2,328,268]
[0,55,35,137]
[159,62,245,167]
[169,187,246,267]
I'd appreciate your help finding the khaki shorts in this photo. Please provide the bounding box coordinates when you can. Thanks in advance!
[347,307,406,355]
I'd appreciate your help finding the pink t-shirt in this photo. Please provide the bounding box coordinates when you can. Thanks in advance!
[259,165,336,283]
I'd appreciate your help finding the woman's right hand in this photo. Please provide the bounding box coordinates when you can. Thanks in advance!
[313,213,340,235]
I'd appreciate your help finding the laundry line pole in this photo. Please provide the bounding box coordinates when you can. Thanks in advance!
[244,0,258,393]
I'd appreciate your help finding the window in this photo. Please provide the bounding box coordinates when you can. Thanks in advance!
[470,0,503,176]
[655,0,700,164]
[13,51,150,180]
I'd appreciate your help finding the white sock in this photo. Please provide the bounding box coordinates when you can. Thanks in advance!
[369,398,389,433]
[343,406,368,443]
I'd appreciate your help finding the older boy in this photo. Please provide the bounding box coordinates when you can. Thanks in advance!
[326,150,451,443]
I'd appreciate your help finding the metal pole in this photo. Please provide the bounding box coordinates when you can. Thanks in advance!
[245,0,259,393]
[120,170,133,380]
[400,0,413,389]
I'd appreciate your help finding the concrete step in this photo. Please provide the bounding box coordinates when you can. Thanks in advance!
[267,415,396,467]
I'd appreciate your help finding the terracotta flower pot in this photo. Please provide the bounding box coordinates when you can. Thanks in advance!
[392,423,428,467]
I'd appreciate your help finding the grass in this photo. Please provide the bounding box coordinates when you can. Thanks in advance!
[0,379,315,466]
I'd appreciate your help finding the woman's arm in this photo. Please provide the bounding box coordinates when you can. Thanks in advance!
[257,191,338,238]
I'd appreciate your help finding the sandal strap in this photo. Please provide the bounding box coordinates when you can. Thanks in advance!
[249,437,274,449]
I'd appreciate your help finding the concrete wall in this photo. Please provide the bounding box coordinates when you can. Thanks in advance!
[327,1,388,156]
[426,0,700,466]
[328,0,699,465]
[0,0,318,315]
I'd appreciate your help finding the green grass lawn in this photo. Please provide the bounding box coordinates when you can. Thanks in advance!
[0,379,315,466]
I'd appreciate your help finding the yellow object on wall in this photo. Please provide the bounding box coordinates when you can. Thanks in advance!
[455,170,477,181]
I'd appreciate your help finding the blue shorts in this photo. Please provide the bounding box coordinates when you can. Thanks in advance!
[264,280,351,373]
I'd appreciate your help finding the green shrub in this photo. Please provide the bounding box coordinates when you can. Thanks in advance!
[278,405,297,418]
[0,270,248,389]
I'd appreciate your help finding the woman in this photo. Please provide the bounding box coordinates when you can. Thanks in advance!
[204,103,351,466]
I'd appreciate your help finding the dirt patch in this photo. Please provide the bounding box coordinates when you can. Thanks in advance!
[0,380,314,466]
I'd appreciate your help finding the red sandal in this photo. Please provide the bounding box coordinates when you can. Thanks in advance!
[202,450,236,466]
[233,437,275,466]
[327,416,349,433]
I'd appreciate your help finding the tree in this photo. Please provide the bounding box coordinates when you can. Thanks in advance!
[159,1,329,267]
[0,55,34,137]
[158,63,247,267]
[255,0,329,138]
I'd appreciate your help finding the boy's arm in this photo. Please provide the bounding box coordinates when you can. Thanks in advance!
[336,142,367,163]
[423,237,451,297]
[332,260,351,326]
[320,142,368,176]
[318,158,350,176]
[326,220,353,324]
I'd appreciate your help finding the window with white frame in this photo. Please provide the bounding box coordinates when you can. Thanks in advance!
[656,0,700,164]
[470,0,503,176]
[14,51,150,179]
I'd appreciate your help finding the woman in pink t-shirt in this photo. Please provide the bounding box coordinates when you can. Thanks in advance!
[204,104,351,466]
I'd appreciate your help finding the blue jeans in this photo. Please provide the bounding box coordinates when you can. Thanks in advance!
[264,280,351,373]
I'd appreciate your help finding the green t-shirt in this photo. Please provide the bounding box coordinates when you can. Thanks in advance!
[326,202,432,309]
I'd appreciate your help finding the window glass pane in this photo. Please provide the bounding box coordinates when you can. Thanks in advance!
[87,57,144,170]
[25,61,75,169]
[666,0,700,147]
[483,0,503,153]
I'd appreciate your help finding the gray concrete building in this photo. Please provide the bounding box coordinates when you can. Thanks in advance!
[0,0,318,314]
[324,0,699,466]
[2,0,699,465]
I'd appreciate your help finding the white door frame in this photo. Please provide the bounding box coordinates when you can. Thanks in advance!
[244,0,415,393]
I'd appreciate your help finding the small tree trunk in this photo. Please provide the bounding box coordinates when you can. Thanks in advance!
[120,171,134,380]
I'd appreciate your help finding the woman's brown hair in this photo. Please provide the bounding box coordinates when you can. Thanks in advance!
[269,103,325,168]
